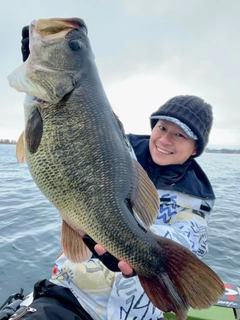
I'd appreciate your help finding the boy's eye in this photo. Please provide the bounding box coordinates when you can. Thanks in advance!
[176,133,186,138]
[158,125,166,131]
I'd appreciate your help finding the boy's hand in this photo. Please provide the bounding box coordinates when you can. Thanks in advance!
[82,235,136,277]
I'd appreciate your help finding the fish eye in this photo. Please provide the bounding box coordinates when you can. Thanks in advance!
[68,40,81,51]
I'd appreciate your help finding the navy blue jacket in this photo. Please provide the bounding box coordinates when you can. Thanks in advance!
[127,134,215,200]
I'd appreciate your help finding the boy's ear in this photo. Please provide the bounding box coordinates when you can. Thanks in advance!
[191,147,197,156]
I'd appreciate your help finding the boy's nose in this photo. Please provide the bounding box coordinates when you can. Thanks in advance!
[158,132,172,145]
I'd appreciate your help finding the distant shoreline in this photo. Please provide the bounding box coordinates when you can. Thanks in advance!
[0,140,16,145]
[205,148,240,154]
[1,140,239,154]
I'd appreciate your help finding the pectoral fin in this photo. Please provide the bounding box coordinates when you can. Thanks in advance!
[16,131,25,164]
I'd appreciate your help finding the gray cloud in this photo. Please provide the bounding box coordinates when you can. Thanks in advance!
[1,0,240,148]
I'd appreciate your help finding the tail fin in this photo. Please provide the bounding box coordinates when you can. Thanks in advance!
[139,235,225,320]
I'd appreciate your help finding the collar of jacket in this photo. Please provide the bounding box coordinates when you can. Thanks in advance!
[127,134,215,199]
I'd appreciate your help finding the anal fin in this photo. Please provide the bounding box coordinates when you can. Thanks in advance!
[61,220,92,263]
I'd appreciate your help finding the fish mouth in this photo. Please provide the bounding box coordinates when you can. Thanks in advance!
[31,17,88,37]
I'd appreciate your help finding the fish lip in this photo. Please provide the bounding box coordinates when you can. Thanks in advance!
[30,17,88,36]
[29,18,88,54]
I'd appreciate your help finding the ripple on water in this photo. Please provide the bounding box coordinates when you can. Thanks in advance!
[0,146,240,303]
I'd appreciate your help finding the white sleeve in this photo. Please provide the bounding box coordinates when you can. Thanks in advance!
[107,273,164,320]
[151,211,209,258]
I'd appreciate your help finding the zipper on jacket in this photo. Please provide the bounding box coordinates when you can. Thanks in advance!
[9,306,37,320]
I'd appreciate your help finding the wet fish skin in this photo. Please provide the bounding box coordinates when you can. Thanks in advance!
[8,18,225,320]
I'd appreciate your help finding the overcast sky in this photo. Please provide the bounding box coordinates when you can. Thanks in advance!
[1,0,240,149]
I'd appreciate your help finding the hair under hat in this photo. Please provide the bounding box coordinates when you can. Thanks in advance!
[150,95,213,157]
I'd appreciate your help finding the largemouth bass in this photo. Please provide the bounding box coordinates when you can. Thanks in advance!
[8,18,225,320]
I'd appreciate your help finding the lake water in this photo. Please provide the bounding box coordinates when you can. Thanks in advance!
[0,144,239,304]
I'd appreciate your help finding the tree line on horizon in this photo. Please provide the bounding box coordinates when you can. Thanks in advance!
[0,139,239,153]
[0,139,16,144]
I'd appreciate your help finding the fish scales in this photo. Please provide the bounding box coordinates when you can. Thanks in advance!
[26,95,162,275]
[8,17,225,320]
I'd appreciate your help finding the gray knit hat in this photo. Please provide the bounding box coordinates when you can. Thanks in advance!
[150,95,213,157]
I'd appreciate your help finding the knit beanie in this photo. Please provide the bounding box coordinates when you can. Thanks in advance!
[150,95,213,157]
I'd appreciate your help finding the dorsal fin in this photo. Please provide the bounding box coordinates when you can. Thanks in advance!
[131,160,159,227]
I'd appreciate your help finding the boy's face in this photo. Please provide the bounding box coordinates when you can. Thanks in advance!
[149,120,197,166]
